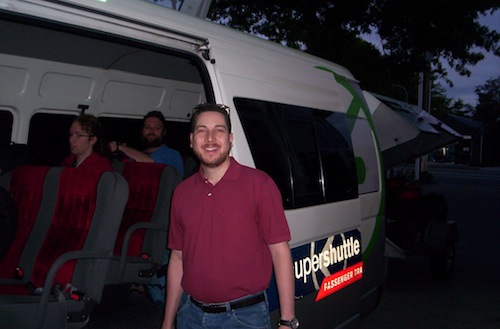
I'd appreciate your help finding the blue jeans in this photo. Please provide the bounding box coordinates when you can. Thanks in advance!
[176,292,271,329]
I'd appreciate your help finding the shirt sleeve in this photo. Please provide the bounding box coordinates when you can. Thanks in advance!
[258,176,291,245]
[167,188,184,251]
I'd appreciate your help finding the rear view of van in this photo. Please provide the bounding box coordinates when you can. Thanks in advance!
[0,1,385,327]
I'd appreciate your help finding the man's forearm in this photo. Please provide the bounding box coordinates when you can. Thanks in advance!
[119,145,154,163]
[161,250,184,329]
[270,242,296,321]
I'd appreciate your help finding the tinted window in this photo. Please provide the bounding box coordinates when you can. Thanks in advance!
[0,110,13,148]
[100,117,144,150]
[28,113,75,166]
[235,98,358,209]
[320,112,358,201]
[282,108,323,207]
[231,100,293,205]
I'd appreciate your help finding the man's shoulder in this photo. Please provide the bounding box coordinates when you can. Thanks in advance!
[234,160,270,181]
[153,144,181,157]
[174,172,198,191]
[152,144,169,153]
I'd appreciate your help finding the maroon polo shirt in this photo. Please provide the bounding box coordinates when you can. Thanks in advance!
[168,158,290,303]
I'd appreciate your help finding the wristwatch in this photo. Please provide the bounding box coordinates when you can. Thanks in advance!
[278,318,299,329]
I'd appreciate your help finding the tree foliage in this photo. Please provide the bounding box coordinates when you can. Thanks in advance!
[430,83,474,118]
[474,76,500,123]
[368,1,500,84]
[208,0,499,103]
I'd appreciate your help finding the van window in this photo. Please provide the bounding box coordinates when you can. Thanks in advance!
[0,110,13,148]
[28,113,75,166]
[234,98,358,209]
[100,117,144,151]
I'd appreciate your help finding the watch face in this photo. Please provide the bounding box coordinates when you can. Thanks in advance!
[279,318,299,329]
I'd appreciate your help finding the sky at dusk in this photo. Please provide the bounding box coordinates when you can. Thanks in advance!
[442,11,500,106]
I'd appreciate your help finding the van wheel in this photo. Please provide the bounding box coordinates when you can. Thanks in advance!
[430,238,455,279]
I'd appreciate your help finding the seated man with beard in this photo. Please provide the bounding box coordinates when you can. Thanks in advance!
[109,111,184,177]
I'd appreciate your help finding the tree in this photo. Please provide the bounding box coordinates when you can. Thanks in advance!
[431,83,474,118]
[431,83,454,117]
[474,76,500,123]
[473,76,500,165]
[367,1,499,85]
[208,0,499,103]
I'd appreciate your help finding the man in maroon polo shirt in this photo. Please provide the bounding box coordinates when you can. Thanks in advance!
[161,104,297,329]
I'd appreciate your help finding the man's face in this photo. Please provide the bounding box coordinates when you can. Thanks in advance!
[69,121,96,157]
[142,117,165,147]
[190,111,233,168]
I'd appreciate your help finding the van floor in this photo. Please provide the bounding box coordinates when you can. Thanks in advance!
[85,284,164,328]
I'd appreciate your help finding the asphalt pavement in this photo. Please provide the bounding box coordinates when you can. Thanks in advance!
[361,164,500,329]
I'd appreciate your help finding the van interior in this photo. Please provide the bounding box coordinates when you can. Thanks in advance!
[0,12,212,167]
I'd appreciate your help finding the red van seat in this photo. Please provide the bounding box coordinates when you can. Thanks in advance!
[107,161,181,284]
[0,166,51,279]
[0,167,129,329]
[113,162,164,257]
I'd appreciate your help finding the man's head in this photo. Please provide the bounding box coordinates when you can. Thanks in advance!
[142,111,167,148]
[69,114,100,157]
[190,104,231,133]
[190,104,233,168]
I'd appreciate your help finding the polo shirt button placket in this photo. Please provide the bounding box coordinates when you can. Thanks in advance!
[205,179,213,197]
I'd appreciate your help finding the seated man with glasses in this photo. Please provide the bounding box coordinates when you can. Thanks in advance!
[62,114,112,170]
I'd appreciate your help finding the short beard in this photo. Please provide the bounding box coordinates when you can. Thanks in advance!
[195,148,230,168]
[142,135,164,148]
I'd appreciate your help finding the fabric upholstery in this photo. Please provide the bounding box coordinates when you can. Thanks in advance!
[31,168,101,289]
[114,162,164,256]
[106,161,180,284]
[0,167,129,329]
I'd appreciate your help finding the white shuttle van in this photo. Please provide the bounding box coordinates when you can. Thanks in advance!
[0,0,385,327]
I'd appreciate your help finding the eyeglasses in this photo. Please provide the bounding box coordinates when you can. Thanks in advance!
[69,132,91,138]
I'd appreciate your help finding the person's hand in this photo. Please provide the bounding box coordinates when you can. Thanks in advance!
[109,141,119,153]
[111,141,126,153]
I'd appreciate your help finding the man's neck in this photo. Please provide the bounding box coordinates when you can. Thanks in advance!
[76,152,91,167]
[202,158,231,185]
[145,144,163,155]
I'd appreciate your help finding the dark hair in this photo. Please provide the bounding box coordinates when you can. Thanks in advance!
[74,114,110,157]
[190,103,231,133]
[144,111,167,128]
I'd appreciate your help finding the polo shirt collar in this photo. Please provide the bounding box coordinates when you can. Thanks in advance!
[194,157,241,184]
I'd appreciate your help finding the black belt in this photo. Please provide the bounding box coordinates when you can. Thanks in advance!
[190,293,265,313]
